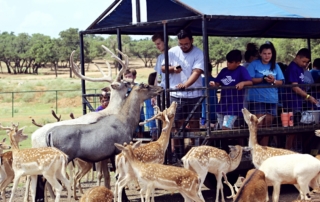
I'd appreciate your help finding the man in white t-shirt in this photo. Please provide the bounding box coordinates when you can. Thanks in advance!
[161,29,204,137]
[152,33,165,88]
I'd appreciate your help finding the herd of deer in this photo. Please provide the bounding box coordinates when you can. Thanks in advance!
[1,45,320,202]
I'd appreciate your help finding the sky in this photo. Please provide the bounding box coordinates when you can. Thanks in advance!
[0,0,122,38]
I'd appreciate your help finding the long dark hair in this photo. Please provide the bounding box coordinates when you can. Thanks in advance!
[259,41,277,71]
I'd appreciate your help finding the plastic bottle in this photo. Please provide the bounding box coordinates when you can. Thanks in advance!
[289,112,294,126]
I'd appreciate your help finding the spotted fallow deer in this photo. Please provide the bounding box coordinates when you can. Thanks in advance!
[114,101,177,202]
[0,123,72,202]
[0,138,11,154]
[242,108,295,169]
[0,124,28,202]
[80,186,113,202]
[223,169,268,202]
[114,142,205,202]
[181,145,250,202]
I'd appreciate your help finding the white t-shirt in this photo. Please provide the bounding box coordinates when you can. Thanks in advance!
[162,46,204,98]
[154,53,165,88]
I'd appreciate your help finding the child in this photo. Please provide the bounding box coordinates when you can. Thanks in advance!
[209,50,252,130]
[95,95,110,112]
[145,72,158,140]
[310,58,320,82]
[282,48,318,149]
[200,63,217,128]
[124,68,145,138]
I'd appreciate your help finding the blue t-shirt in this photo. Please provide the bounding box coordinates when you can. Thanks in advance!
[310,69,320,83]
[144,99,156,128]
[201,75,217,123]
[247,59,284,103]
[282,61,305,111]
[216,66,252,116]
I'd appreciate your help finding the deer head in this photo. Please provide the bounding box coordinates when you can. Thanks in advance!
[242,108,266,129]
[0,123,28,149]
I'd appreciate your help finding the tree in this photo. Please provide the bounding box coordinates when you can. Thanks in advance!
[129,39,158,67]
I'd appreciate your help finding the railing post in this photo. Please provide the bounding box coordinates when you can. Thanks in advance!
[56,90,58,114]
[12,92,14,117]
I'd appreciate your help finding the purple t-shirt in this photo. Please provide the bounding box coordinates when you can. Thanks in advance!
[282,61,304,111]
[216,66,252,116]
[95,106,104,112]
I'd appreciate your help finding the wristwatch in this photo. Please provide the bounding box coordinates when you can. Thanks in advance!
[273,79,276,84]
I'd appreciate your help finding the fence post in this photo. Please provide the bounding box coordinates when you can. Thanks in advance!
[12,92,14,117]
[56,91,58,114]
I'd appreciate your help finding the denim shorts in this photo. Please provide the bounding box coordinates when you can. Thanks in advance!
[170,96,201,120]
[248,102,277,116]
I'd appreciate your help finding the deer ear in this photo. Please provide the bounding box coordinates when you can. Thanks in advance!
[114,143,126,151]
[2,138,5,143]
[132,140,142,149]
[258,115,266,124]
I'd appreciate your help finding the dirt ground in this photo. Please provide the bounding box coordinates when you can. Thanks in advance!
[4,171,320,202]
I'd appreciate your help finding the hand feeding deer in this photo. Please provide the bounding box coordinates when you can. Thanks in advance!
[0,123,71,202]
[114,142,205,202]
[114,101,177,202]
[181,145,250,202]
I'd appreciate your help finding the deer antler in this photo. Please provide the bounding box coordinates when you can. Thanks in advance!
[101,45,130,82]
[52,110,61,122]
[222,172,236,199]
[70,51,112,82]
[32,119,43,127]
[0,124,13,131]
[70,113,75,119]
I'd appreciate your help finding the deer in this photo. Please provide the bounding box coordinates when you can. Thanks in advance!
[242,108,296,169]
[80,186,113,202]
[30,46,135,201]
[31,111,103,201]
[223,169,268,202]
[259,153,320,202]
[0,124,28,202]
[181,145,250,202]
[114,142,205,202]
[114,101,177,202]
[0,138,11,154]
[0,123,71,202]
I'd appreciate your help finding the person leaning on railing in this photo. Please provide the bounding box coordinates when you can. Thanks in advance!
[246,41,284,146]
[281,48,319,150]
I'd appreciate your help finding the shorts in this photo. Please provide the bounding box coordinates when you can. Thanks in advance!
[216,113,238,129]
[248,102,277,117]
[170,96,202,121]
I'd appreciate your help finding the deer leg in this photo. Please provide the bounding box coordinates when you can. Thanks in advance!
[117,175,132,202]
[44,174,63,202]
[101,159,111,189]
[29,175,38,202]
[95,161,102,186]
[56,170,72,202]
[9,174,22,202]
[23,176,30,202]
[0,175,13,202]
[272,183,281,202]
[46,182,55,199]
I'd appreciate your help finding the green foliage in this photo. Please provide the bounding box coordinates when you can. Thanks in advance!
[21,93,35,102]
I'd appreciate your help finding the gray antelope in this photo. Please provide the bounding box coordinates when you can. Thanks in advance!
[114,142,205,202]
[181,145,250,202]
[0,123,71,202]
[114,101,177,202]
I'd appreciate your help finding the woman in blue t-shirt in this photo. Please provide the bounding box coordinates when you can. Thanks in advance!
[247,42,284,145]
